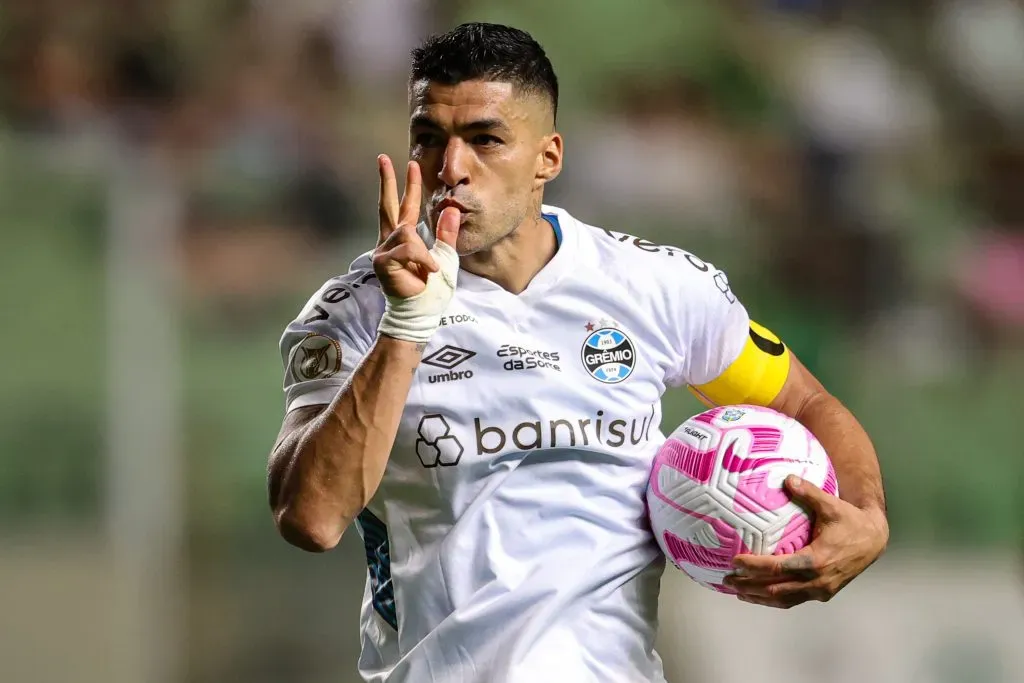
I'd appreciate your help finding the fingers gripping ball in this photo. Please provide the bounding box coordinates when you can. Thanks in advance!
[646,405,838,595]
[377,240,459,344]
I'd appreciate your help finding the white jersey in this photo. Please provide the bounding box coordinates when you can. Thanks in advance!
[280,205,750,683]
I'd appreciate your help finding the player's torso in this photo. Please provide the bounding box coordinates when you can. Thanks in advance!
[349,215,701,681]
[362,276,672,680]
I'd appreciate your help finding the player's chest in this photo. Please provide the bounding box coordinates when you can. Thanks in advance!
[414,295,663,404]
[392,294,670,468]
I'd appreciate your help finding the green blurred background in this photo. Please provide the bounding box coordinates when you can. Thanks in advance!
[1,1,1022,682]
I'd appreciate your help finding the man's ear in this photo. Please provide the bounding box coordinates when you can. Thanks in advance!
[536,132,563,188]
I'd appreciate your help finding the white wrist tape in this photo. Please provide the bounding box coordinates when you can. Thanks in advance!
[377,240,459,344]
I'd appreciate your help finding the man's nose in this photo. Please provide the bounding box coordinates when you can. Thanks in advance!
[438,138,471,189]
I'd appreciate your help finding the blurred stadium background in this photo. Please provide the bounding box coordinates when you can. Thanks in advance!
[1,1,1022,681]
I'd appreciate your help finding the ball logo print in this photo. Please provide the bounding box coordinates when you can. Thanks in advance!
[720,408,745,422]
[415,414,464,467]
[581,319,636,384]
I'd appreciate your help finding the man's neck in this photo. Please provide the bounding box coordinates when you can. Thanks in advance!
[461,214,557,295]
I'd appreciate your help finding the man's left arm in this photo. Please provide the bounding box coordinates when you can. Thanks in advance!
[771,354,887,523]
[689,322,889,608]
[656,249,888,607]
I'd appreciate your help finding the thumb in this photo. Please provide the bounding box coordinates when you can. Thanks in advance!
[435,207,461,249]
[785,475,840,520]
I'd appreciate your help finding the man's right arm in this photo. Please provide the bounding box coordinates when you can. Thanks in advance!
[268,157,460,552]
[268,335,423,552]
[268,155,460,553]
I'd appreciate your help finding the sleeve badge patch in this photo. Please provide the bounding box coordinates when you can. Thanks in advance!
[290,333,342,381]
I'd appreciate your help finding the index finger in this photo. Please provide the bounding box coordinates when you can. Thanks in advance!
[732,549,817,580]
[378,155,400,242]
[398,161,422,227]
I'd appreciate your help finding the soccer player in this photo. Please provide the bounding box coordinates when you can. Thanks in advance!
[268,22,889,683]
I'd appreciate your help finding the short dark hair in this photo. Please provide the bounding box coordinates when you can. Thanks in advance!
[410,23,559,122]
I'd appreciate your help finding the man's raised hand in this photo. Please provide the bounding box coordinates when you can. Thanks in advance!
[374,155,461,344]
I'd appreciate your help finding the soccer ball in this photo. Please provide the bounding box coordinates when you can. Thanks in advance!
[646,404,838,594]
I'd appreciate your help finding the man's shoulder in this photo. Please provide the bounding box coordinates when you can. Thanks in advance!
[561,208,725,293]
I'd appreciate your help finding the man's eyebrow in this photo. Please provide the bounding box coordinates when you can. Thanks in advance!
[410,114,512,135]
[409,113,442,130]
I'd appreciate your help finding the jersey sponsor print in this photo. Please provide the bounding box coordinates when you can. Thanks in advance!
[497,343,562,373]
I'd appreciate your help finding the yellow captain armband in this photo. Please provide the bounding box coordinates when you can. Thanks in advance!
[688,321,791,408]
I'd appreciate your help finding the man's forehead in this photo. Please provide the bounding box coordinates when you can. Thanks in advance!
[409,79,543,127]
[411,79,514,107]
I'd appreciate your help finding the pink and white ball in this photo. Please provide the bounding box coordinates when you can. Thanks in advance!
[646,405,838,594]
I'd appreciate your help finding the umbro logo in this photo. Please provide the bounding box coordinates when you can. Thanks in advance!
[422,345,476,369]
[422,345,476,384]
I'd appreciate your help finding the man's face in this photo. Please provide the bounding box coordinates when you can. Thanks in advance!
[409,79,560,255]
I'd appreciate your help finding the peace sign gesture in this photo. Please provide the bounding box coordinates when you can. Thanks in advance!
[373,155,460,300]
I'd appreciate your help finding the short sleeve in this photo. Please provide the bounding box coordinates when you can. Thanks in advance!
[663,253,751,389]
[279,257,384,412]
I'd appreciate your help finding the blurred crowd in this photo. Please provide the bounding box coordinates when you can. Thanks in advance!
[3,0,1023,368]
[3,3,1022,682]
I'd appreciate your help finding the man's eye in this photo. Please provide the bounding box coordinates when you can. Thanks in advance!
[472,134,502,146]
[414,133,443,147]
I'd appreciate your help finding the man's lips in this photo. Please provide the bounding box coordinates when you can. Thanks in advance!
[434,198,470,214]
